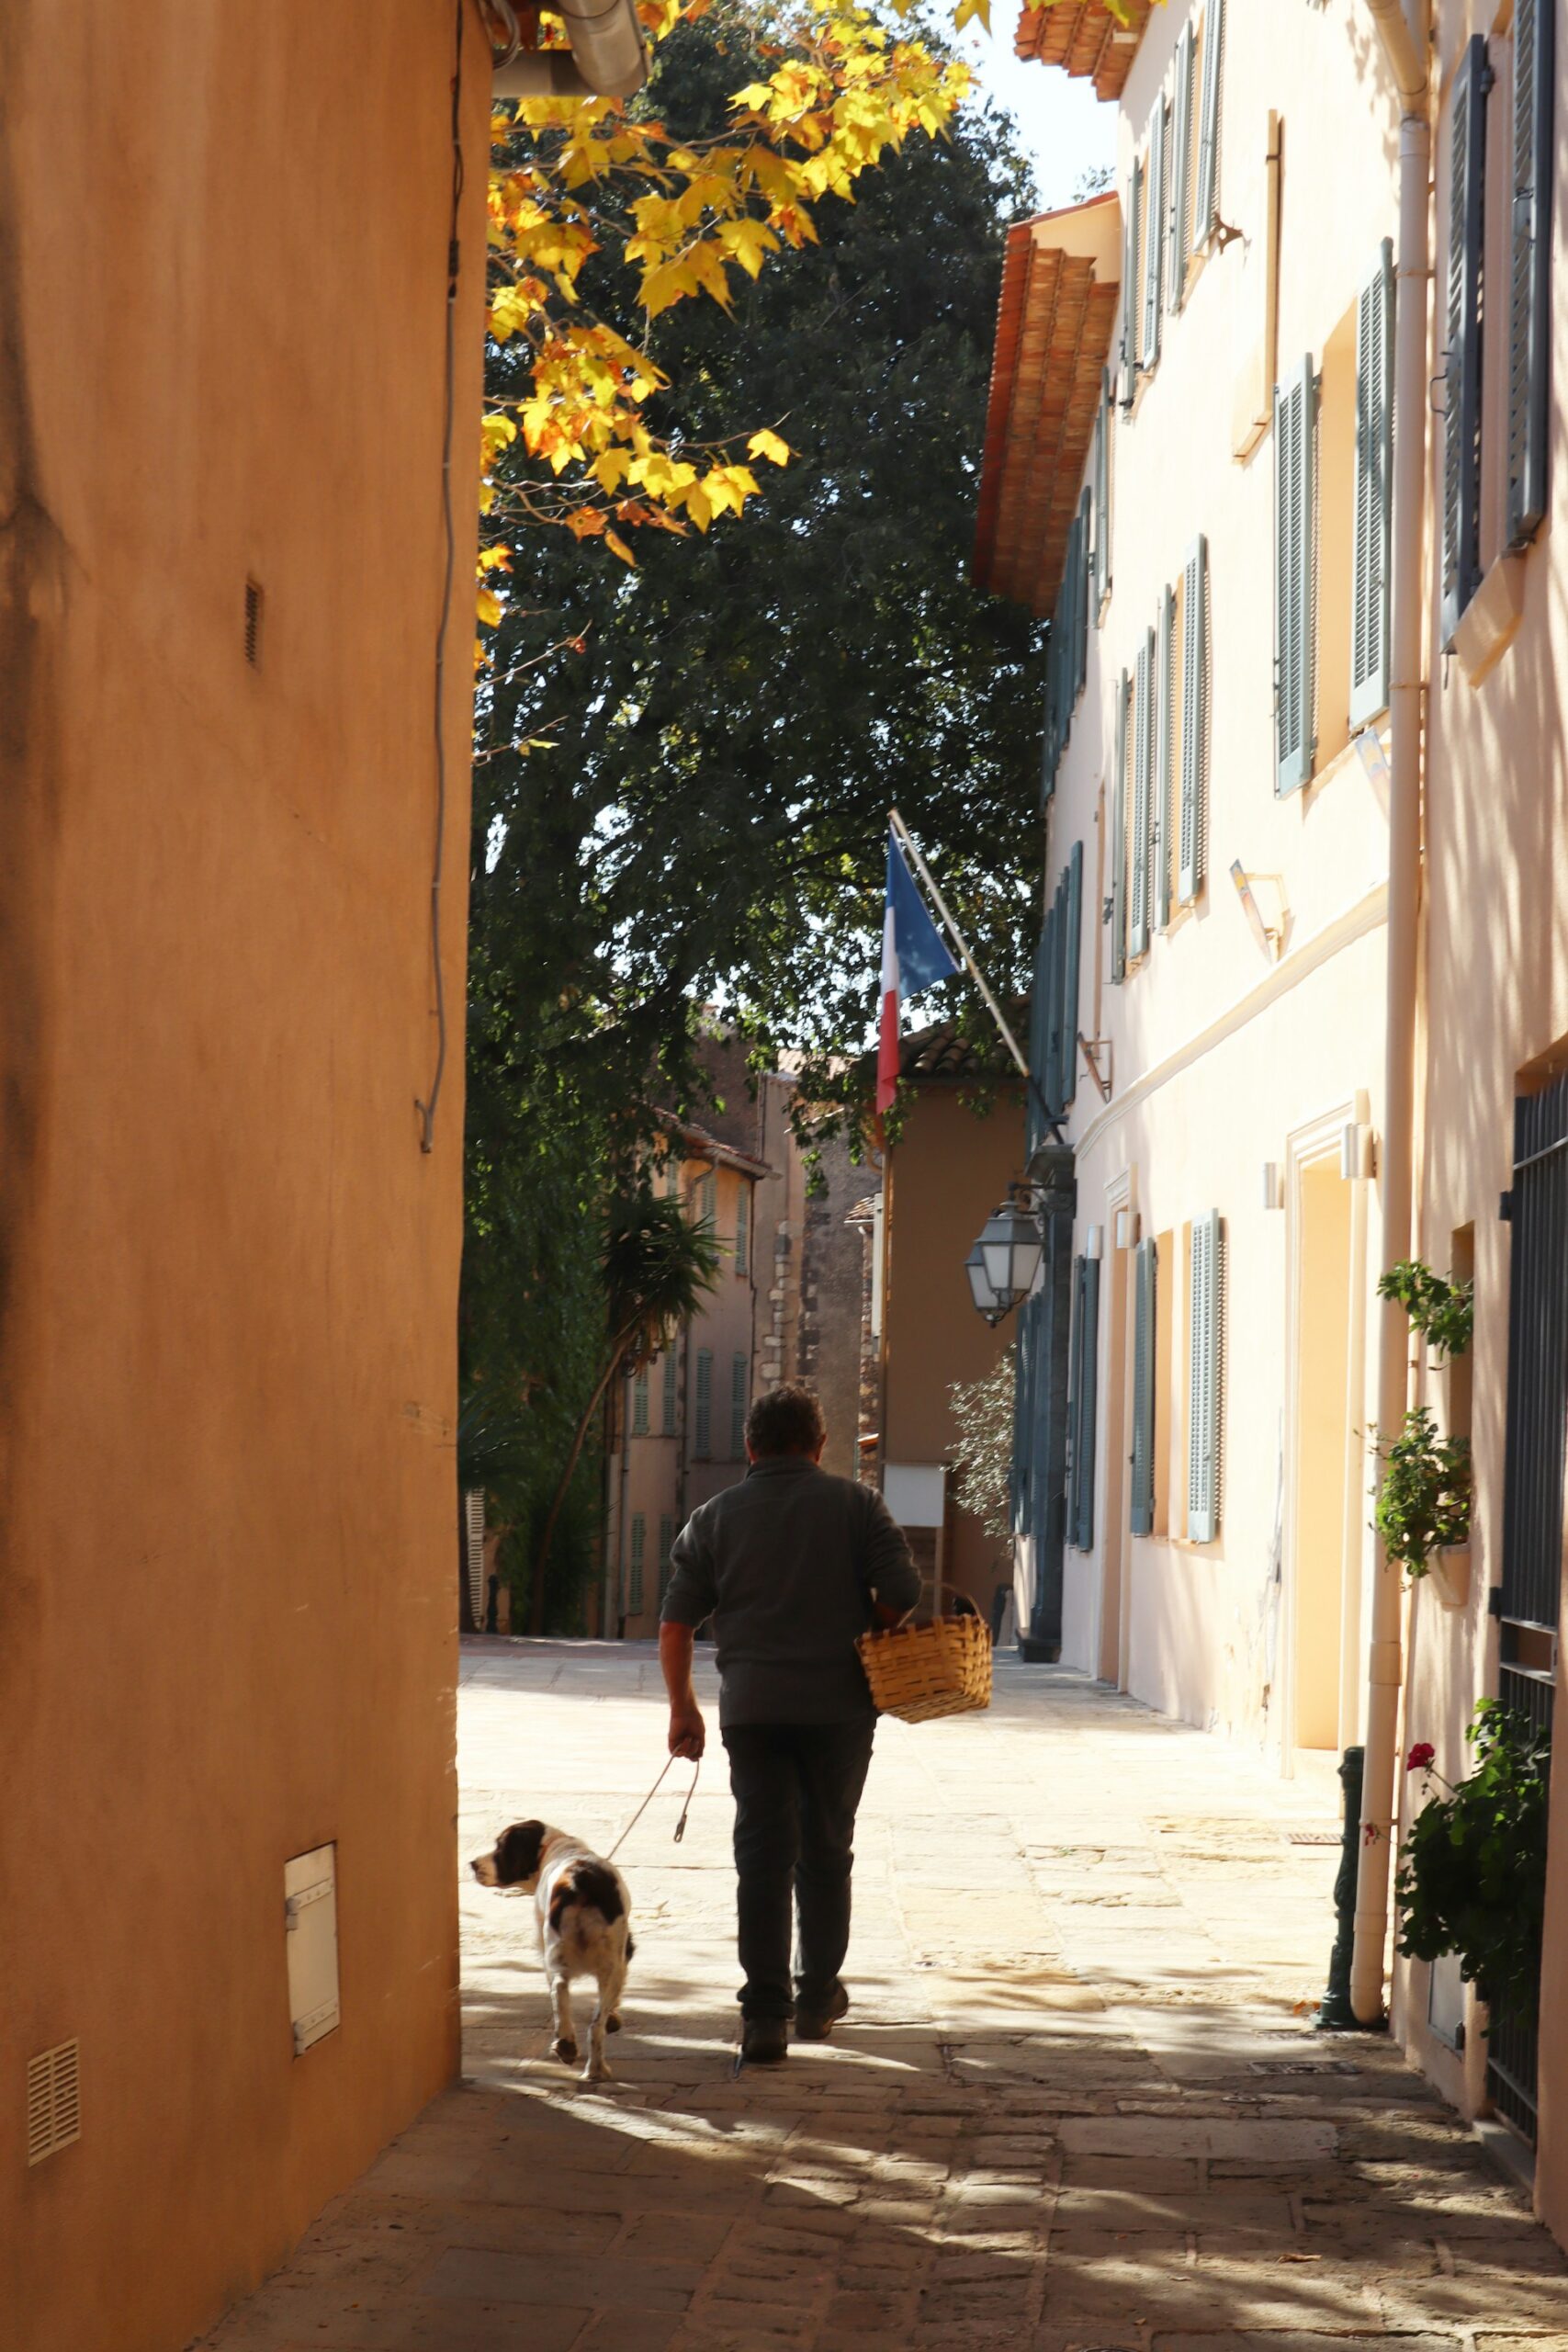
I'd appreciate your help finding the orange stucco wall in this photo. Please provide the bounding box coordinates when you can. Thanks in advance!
[0,8,489,2347]
[883,1085,1023,1618]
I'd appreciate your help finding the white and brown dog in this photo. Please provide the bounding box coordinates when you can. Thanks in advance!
[469,1820,634,2083]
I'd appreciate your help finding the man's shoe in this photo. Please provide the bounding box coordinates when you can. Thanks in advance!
[740,2016,789,2065]
[793,1985,851,2042]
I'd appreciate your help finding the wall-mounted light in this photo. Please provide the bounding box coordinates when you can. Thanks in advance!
[1262,1162,1285,1211]
[1085,1223,1103,1261]
[1341,1123,1377,1182]
[488,0,649,100]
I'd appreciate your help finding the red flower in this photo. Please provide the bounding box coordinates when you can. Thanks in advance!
[1362,1821,1380,1846]
[1406,1742,1437,1774]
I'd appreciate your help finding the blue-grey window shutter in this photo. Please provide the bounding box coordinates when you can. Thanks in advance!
[1188,1211,1224,1544]
[1076,486,1092,695]
[1067,1254,1100,1551]
[695,1348,712,1456]
[1094,373,1113,608]
[661,1348,677,1433]
[1028,912,1052,1154]
[1194,0,1225,250]
[1156,583,1174,932]
[1130,1237,1156,1536]
[1121,158,1143,405]
[1349,241,1393,729]
[1042,897,1062,1120]
[1179,535,1208,901]
[1130,632,1152,960]
[1441,36,1489,648]
[1168,25,1195,311]
[1274,356,1316,796]
[1063,840,1082,1105]
[1111,671,1129,985]
[1507,0,1553,548]
[1144,108,1167,372]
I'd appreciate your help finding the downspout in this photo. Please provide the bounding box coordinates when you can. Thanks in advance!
[1352,0,1430,2026]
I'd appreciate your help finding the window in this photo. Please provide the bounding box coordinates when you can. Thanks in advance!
[632,1367,649,1436]
[1066,1255,1100,1550]
[1274,354,1317,795]
[1187,1211,1224,1544]
[1143,102,1167,373]
[1506,0,1554,547]
[1092,371,1113,612]
[735,1182,750,1276]
[1120,153,1144,405]
[1441,37,1488,648]
[1350,243,1393,729]
[694,1349,713,1456]
[1130,1238,1156,1536]
[1168,23,1196,312]
[1110,670,1129,985]
[662,1348,678,1435]
[1130,629,1154,960]
[694,1171,716,1228]
[1193,0,1226,252]
[629,1512,646,1613]
[659,1515,675,1602]
[1029,843,1083,1143]
[730,1353,748,1456]
[1178,537,1208,903]
[1155,582,1174,932]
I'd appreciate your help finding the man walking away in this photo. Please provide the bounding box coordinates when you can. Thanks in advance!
[659,1384,920,2064]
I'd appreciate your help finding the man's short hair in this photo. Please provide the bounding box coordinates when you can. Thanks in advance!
[746,1385,827,1458]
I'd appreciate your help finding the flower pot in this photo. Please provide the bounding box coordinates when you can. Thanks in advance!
[1426,1544,1471,1611]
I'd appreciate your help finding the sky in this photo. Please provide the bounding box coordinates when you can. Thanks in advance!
[955,18,1116,211]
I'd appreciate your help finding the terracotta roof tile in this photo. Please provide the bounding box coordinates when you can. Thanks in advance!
[973,208,1120,618]
[1013,0,1154,98]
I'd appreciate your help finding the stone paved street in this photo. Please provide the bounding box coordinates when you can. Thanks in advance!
[198,1642,1566,2352]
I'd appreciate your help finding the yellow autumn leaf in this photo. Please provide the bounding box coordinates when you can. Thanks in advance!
[605,529,638,566]
[747,429,793,467]
[477,587,503,628]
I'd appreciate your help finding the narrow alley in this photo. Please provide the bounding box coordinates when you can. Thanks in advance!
[198,1645,1567,2352]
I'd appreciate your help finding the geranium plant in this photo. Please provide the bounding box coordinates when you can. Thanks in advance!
[1371,1406,1471,1577]
[1395,1703,1551,2013]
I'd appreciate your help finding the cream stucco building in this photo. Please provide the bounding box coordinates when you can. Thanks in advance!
[983,0,1568,2243]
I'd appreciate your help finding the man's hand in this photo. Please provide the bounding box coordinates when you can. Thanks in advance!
[660,1620,705,1759]
[668,1704,706,1761]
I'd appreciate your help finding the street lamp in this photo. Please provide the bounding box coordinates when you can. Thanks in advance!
[971,1188,1044,1321]
[965,1242,1003,1324]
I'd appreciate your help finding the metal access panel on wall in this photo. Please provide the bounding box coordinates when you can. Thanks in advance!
[285,1843,341,2056]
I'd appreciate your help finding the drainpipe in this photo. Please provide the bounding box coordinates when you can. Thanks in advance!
[1351,0,1430,2026]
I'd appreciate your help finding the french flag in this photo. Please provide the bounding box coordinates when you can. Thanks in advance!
[876,826,959,1117]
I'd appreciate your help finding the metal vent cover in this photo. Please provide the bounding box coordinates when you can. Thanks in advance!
[27,2040,81,2166]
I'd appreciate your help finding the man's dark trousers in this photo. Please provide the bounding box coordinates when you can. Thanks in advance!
[722,1718,875,2020]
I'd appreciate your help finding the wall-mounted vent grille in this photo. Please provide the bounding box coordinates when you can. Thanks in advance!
[244,579,264,667]
[27,2040,81,2165]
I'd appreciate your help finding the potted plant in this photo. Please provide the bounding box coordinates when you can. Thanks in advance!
[1371,1405,1472,1600]
[1377,1259,1474,1361]
[1396,1703,1551,2018]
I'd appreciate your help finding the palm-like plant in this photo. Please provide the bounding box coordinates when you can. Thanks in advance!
[531,1191,722,1630]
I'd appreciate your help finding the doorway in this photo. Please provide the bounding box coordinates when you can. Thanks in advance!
[1289,1152,1357,1753]
[1099,1187,1133,1688]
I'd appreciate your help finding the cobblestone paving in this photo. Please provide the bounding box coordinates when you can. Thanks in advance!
[198,1643,1566,2352]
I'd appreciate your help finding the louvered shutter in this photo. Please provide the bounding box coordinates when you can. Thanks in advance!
[1441,37,1488,648]
[1507,0,1553,547]
[1076,487,1092,695]
[1349,242,1393,728]
[1194,0,1225,250]
[1041,899,1062,1121]
[1188,1211,1224,1543]
[629,1512,647,1612]
[1028,913,1052,1152]
[1130,634,1152,959]
[633,1368,649,1435]
[730,1352,748,1457]
[1094,373,1112,607]
[661,1348,678,1433]
[1121,159,1143,404]
[695,1348,713,1455]
[1156,584,1174,931]
[1179,535,1208,900]
[1168,25,1195,311]
[1144,109,1167,371]
[1063,841,1082,1106]
[1130,1238,1156,1536]
[1111,672,1129,984]
[1274,356,1316,796]
[735,1181,750,1272]
[1071,1256,1100,1549]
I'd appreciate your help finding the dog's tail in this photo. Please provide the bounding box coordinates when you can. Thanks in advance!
[547,1860,626,1938]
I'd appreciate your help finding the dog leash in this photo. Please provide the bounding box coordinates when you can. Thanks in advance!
[605,1753,701,1863]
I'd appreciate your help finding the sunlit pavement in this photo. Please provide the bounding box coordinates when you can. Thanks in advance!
[198,1639,1567,2352]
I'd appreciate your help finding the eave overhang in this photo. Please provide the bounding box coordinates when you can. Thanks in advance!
[972,196,1121,618]
[1012,0,1155,98]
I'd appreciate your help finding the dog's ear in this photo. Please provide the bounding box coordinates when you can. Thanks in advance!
[494,1820,547,1886]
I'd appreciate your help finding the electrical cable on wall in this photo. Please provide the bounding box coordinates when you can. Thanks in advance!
[418,0,468,1152]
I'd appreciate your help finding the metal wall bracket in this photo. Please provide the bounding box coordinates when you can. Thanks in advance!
[1077,1034,1112,1102]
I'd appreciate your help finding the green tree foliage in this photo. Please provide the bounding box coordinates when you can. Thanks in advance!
[464,11,1043,1624]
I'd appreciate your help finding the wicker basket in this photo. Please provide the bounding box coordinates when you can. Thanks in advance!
[856,1598,992,1724]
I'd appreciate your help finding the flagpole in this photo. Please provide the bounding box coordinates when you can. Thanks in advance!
[888,807,1032,1080]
